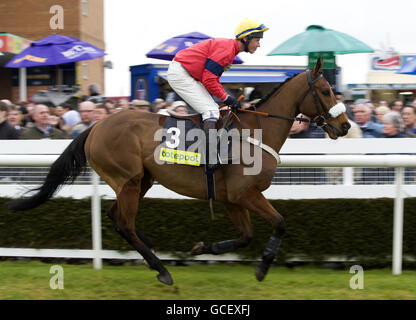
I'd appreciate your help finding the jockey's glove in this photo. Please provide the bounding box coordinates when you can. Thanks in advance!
[224,95,241,113]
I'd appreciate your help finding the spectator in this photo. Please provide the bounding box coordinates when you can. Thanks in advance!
[353,104,383,138]
[382,111,406,138]
[401,105,416,136]
[365,101,377,122]
[92,104,110,123]
[152,98,166,113]
[21,102,35,128]
[117,98,129,110]
[20,104,67,139]
[289,114,325,138]
[104,99,117,114]
[54,105,65,118]
[375,106,390,125]
[70,101,96,138]
[373,111,409,184]
[87,83,105,104]
[0,102,20,139]
[48,111,61,129]
[378,100,388,107]
[283,114,326,184]
[389,100,403,112]
[347,101,356,115]
[335,92,354,121]
[130,99,151,112]
[6,104,24,133]
[170,101,189,115]
[61,103,81,131]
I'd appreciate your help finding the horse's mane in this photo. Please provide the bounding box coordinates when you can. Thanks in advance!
[254,72,302,108]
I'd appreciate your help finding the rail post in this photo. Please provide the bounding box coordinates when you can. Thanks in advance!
[393,167,404,275]
[91,170,102,269]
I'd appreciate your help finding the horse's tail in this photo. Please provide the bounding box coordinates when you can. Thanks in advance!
[8,127,93,211]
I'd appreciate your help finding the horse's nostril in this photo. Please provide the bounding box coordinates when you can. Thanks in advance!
[342,122,351,131]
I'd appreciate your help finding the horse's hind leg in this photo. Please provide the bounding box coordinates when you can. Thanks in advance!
[191,203,253,255]
[239,187,285,282]
[112,174,172,285]
[107,201,153,249]
[108,169,155,248]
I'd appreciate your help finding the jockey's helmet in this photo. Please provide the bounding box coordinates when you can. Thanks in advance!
[235,18,269,40]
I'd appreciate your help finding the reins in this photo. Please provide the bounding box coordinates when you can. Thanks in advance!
[228,70,333,127]
[234,107,312,123]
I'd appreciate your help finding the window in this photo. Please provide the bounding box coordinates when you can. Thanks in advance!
[82,0,88,16]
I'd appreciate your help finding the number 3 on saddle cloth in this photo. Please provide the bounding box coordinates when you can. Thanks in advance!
[159,113,234,167]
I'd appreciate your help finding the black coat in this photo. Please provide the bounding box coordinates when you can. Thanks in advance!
[0,121,20,139]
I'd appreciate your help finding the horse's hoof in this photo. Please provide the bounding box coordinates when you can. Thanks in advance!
[190,242,205,255]
[255,262,268,282]
[157,272,173,286]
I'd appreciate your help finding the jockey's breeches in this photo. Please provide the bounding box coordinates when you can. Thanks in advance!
[167,60,220,121]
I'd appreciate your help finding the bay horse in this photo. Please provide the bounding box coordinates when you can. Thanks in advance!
[8,59,350,285]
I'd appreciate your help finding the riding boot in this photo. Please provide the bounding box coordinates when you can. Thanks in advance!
[203,119,218,171]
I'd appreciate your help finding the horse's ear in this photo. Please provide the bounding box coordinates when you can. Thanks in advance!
[313,57,323,74]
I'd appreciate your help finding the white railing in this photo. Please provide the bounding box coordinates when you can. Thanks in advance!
[1,138,416,275]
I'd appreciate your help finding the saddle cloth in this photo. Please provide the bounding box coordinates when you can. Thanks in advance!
[159,114,234,167]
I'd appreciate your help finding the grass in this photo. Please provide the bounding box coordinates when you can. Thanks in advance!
[0,261,415,300]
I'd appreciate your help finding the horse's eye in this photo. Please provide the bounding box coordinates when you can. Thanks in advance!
[322,90,330,96]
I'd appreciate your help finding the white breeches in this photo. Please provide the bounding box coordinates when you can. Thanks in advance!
[167,60,220,121]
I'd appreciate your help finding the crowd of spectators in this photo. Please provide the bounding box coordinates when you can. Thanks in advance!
[2,89,416,142]
[284,92,416,184]
[2,88,415,142]
[0,93,192,140]
[288,92,416,140]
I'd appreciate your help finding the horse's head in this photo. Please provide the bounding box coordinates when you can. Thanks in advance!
[297,58,350,139]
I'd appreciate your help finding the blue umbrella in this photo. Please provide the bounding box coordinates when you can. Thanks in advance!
[146,31,243,64]
[6,34,106,68]
[397,57,416,75]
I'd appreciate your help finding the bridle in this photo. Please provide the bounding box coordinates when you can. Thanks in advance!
[236,69,346,128]
[300,69,327,127]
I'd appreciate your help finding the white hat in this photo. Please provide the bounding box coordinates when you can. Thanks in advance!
[170,101,187,110]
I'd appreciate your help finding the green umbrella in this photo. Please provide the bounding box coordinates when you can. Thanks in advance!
[268,25,374,56]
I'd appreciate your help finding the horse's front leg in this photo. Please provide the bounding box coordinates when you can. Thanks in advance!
[238,187,286,282]
[191,203,253,255]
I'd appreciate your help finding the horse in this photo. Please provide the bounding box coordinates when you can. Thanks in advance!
[8,59,350,286]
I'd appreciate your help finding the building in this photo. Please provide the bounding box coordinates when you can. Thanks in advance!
[130,63,310,103]
[347,52,416,104]
[0,0,104,102]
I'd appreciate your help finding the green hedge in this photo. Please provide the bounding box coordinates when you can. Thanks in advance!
[1,197,416,266]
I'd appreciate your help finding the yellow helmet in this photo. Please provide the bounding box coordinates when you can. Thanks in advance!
[235,18,269,39]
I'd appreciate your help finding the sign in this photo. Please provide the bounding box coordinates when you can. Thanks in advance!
[308,52,336,69]
[61,45,99,59]
[0,33,32,54]
[371,54,416,71]
[347,83,416,90]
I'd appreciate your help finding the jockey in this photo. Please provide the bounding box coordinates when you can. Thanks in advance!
[167,18,268,170]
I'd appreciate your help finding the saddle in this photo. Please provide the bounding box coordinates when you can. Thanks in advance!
[159,108,232,128]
